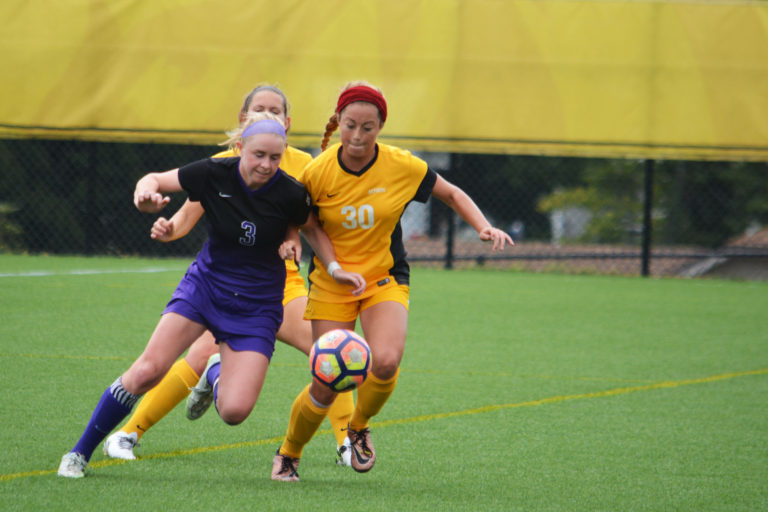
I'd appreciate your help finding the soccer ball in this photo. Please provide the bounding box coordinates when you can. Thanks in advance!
[309,329,372,392]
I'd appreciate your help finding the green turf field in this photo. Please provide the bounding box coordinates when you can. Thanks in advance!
[1,254,766,511]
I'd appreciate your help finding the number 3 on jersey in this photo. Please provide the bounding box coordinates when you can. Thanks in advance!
[239,220,256,246]
[341,205,374,229]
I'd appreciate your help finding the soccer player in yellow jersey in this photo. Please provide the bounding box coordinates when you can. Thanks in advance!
[102,85,357,465]
[271,82,514,481]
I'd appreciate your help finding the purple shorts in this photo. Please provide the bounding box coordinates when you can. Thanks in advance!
[163,267,283,359]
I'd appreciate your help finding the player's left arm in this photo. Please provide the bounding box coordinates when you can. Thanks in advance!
[150,199,204,242]
[431,174,514,251]
[279,224,302,264]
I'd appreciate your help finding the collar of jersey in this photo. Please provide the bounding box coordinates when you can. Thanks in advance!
[236,166,284,196]
[337,143,379,177]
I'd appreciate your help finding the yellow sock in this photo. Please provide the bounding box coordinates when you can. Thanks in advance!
[280,385,329,459]
[327,390,354,446]
[121,359,199,440]
[349,369,399,431]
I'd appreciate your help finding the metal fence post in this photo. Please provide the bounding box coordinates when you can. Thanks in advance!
[641,159,655,276]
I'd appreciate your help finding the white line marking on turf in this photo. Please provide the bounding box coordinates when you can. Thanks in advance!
[0,267,186,278]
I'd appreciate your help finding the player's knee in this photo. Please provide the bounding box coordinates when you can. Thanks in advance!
[371,354,400,380]
[217,402,251,425]
[125,359,166,394]
[309,380,336,406]
[219,413,247,426]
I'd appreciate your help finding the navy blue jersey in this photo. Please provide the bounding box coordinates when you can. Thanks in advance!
[178,157,311,302]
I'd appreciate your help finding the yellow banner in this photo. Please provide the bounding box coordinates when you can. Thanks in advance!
[2,0,767,160]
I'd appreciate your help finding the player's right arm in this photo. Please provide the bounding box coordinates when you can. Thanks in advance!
[299,213,366,296]
[134,169,181,213]
[151,199,204,242]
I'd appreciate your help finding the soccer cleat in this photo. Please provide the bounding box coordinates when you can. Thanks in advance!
[346,425,376,473]
[58,452,87,478]
[186,353,220,420]
[271,451,300,482]
[103,431,139,460]
[335,437,352,467]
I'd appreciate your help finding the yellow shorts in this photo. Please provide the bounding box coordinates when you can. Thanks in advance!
[304,284,410,322]
[283,270,308,306]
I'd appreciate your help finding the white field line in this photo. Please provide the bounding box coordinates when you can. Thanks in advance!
[0,266,187,278]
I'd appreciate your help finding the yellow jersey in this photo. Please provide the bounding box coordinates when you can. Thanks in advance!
[300,143,436,301]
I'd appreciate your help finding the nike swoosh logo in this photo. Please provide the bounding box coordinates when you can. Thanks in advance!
[352,447,370,465]
[219,192,232,198]
[326,193,338,198]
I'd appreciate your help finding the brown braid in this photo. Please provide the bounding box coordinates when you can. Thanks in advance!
[320,113,339,151]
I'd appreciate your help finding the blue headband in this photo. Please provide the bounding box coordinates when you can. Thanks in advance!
[241,119,286,139]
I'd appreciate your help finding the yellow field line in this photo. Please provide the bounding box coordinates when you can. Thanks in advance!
[0,352,651,383]
[404,367,654,384]
[2,366,765,482]
[374,367,768,427]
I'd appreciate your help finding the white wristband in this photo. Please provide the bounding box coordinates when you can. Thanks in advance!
[326,261,341,278]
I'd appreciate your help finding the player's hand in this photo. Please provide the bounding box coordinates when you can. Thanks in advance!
[151,217,174,242]
[134,190,171,213]
[479,226,514,251]
[333,270,367,296]
[279,239,302,262]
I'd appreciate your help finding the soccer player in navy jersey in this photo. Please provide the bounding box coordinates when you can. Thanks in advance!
[103,85,356,465]
[58,112,365,478]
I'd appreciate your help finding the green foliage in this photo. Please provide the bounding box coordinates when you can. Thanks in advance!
[655,160,768,247]
[1,255,767,511]
[537,160,644,243]
[440,155,553,236]
[536,158,768,247]
[441,154,594,240]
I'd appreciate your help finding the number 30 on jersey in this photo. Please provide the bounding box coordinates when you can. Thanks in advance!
[341,205,374,229]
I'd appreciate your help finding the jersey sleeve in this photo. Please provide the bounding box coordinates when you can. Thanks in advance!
[413,168,438,203]
[177,159,212,201]
[279,172,313,226]
[291,187,313,226]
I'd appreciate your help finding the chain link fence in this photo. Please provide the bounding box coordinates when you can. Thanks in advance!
[1,138,767,280]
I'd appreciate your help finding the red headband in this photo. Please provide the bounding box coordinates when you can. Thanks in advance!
[335,86,387,123]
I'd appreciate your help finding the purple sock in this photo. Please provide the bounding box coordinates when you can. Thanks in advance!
[71,388,132,461]
[207,361,221,411]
